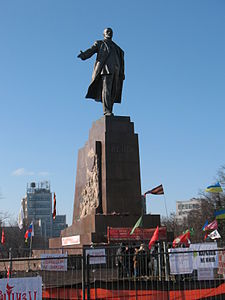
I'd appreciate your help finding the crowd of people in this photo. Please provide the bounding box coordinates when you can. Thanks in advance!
[115,243,159,278]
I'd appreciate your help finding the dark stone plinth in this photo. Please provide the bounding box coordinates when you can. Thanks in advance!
[64,214,160,237]
[49,116,161,249]
[73,115,143,221]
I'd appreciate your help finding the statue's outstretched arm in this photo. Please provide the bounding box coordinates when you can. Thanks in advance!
[77,42,99,61]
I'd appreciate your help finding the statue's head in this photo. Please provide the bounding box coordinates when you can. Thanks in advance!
[103,28,113,40]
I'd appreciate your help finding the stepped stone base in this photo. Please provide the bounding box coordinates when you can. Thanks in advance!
[49,115,161,251]
[49,214,161,251]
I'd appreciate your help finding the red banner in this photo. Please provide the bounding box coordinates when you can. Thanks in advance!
[107,226,167,242]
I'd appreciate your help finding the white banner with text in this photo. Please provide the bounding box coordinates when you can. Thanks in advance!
[168,248,193,274]
[41,253,68,271]
[190,242,218,269]
[0,277,42,300]
[85,248,106,265]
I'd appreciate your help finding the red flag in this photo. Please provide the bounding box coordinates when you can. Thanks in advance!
[1,229,5,244]
[52,192,56,220]
[7,266,11,279]
[24,230,29,240]
[172,230,190,248]
[148,226,159,250]
[204,233,208,241]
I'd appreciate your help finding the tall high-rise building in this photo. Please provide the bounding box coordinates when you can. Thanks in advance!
[22,181,67,238]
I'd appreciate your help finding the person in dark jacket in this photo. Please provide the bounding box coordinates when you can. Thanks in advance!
[124,245,135,277]
[133,247,139,278]
[115,243,125,278]
[138,243,147,277]
[77,28,125,116]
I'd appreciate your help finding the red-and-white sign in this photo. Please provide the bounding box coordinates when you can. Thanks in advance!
[218,250,225,275]
[62,235,80,246]
[0,277,42,300]
[107,226,167,242]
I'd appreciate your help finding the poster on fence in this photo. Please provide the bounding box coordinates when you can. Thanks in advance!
[85,248,106,265]
[0,277,42,299]
[41,253,67,271]
[190,243,218,270]
[197,268,214,280]
[218,250,225,277]
[168,248,193,274]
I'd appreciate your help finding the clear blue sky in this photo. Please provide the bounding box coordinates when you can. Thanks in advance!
[0,1,225,226]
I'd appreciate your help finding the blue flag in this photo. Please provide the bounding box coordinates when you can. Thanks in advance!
[202,221,208,231]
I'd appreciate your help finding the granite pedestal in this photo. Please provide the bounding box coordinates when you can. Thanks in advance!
[49,116,160,249]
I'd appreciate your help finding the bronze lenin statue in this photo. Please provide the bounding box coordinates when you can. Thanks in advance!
[77,28,125,116]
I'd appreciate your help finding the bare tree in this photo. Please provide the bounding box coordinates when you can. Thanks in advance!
[161,212,186,237]
[162,165,225,245]
[187,166,225,244]
[186,199,214,243]
[217,165,225,185]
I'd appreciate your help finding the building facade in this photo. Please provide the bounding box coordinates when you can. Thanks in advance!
[176,198,202,224]
[22,181,67,239]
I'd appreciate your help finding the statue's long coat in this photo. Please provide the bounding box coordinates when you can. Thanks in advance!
[81,40,125,103]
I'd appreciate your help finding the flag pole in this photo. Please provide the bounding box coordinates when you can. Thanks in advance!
[27,234,32,272]
[163,195,169,218]
[29,234,33,258]
[142,196,144,240]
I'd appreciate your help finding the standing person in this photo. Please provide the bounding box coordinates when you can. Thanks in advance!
[124,245,135,277]
[124,245,130,277]
[133,247,139,278]
[138,243,147,277]
[77,28,125,116]
[115,243,125,278]
[129,245,135,277]
[152,244,159,278]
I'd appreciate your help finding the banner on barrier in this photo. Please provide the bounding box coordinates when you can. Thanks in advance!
[0,277,42,299]
[197,268,214,280]
[168,248,193,274]
[41,253,67,271]
[86,248,106,264]
[169,243,218,276]
[190,242,218,269]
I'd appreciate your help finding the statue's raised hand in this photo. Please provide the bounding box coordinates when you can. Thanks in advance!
[77,50,85,60]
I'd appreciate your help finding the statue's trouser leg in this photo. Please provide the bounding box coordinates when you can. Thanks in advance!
[102,74,114,115]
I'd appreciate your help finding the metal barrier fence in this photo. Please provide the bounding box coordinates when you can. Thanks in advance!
[0,244,225,299]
